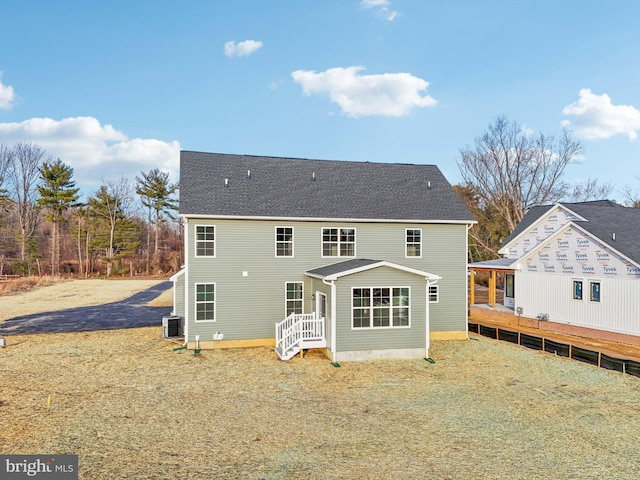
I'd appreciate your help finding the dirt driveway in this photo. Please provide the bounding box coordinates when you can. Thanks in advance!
[0,281,172,335]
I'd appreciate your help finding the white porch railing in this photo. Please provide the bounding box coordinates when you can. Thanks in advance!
[275,312,326,360]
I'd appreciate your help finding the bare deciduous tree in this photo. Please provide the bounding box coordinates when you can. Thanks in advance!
[7,142,48,265]
[568,177,614,203]
[621,178,640,208]
[458,115,583,234]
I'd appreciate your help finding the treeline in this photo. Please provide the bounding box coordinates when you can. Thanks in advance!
[0,142,181,277]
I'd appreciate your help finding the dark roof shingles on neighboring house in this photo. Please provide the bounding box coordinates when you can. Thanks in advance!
[504,201,640,264]
[179,151,474,222]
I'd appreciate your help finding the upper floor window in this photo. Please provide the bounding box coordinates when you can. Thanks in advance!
[276,227,294,257]
[406,229,422,257]
[322,228,355,257]
[195,225,215,257]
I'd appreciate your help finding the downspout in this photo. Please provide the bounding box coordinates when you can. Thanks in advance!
[322,278,337,364]
[425,278,435,359]
[182,217,189,347]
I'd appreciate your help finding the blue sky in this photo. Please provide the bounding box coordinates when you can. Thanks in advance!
[1,0,639,202]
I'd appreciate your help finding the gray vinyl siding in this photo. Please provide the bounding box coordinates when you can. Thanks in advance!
[184,218,468,342]
[333,267,427,352]
[422,224,468,332]
[172,271,185,318]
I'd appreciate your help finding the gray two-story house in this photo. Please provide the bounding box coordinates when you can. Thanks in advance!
[171,151,475,361]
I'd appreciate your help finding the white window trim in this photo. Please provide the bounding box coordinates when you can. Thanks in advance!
[588,279,602,303]
[571,278,584,301]
[321,227,356,258]
[194,224,216,258]
[351,286,411,330]
[275,226,294,258]
[405,228,422,258]
[428,284,439,303]
[285,281,304,316]
[194,282,216,322]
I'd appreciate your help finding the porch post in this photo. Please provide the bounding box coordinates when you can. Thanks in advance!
[469,268,475,306]
[489,269,497,308]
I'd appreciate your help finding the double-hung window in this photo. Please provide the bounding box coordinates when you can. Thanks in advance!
[406,229,422,257]
[276,227,294,257]
[195,225,215,257]
[352,287,410,328]
[428,285,439,303]
[285,282,303,315]
[195,283,215,321]
[322,228,355,257]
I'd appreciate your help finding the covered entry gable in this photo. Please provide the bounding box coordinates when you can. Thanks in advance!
[305,258,441,281]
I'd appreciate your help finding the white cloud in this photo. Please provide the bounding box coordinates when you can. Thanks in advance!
[224,40,263,58]
[361,0,389,6]
[291,66,436,117]
[0,71,16,110]
[0,116,180,195]
[561,88,640,140]
[361,0,398,21]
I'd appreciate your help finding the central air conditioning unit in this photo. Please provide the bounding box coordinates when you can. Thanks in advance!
[162,316,182,338]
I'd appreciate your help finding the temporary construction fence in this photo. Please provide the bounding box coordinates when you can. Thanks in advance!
[469,322,640,378]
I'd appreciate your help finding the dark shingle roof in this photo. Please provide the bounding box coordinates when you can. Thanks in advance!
[503,201,640,264]
[305,259,381,278]
[179,151,474,222]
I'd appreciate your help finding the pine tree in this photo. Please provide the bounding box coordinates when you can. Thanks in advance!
[88,183,140,276]
[37,159,81,275]
[135,168,178,272]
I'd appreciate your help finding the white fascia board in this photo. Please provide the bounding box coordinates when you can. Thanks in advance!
[498,203,588,255]
[169,268,185,282]
[179,213,475,225]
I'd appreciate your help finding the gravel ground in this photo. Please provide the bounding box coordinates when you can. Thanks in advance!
[0,279,170,322]
[2,321,640,479]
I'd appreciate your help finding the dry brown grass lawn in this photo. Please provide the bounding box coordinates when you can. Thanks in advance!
[1,282,640,479]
